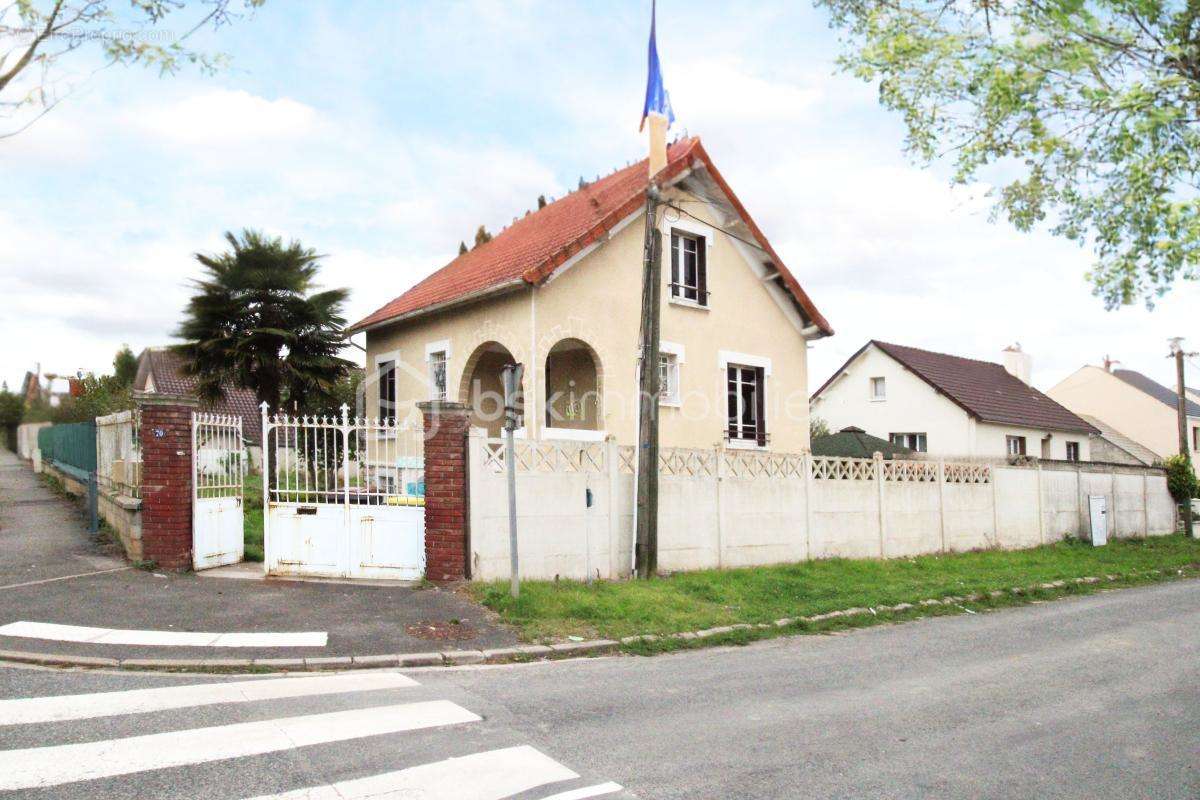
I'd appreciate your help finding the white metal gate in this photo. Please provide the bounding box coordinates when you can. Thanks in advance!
[192,412,245,570]
[261,405,425,580]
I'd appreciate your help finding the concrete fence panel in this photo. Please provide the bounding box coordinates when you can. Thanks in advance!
[464,434,1178,582]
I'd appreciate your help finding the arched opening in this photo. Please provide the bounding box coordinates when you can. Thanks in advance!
[459,341,522,436]
[544,338,602,432]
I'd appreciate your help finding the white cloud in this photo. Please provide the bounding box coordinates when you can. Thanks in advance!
[131,89,322,147]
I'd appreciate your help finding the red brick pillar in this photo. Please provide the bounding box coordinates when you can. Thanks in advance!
[135,392,198,571]
[419,401,471,582]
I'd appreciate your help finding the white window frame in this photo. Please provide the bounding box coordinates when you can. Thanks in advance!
[424,339,451,402]
[374,351,400,434]
[890,432,927,452]
[1065,441,1080,462]
[663,215,714,310]
[658,340,685,407]
[870,376,886,401]
[719,351,771,450]
[1006,435,1027,456]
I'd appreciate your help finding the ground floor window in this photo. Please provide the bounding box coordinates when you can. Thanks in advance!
[726,365,766,445]
[1065,441,1080,462]
[428,351,448,401]
[659,353,680,405]
[890,432,927,452]
[1006,435,1027,456]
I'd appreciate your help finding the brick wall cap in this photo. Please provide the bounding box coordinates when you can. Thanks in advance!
[133,391,201,408]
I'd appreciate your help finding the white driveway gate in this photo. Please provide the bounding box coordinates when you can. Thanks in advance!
[261,405,426,580]
[192,412,245,570]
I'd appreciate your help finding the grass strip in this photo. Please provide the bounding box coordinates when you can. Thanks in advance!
[472,535,1200,644]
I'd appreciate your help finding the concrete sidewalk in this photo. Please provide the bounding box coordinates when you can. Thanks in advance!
[0,450,518,664]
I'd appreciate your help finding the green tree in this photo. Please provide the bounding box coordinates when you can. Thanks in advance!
[175,229,355,414]
[1164,454,1198,502]
[1,1,265,139]
[112,345,138,386]
[820,0,1200,307]
[810,416,831,440]
[0,388,23,451]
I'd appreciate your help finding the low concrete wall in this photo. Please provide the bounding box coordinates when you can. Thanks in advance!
[467,433,1177,581]
[16,422,50,460]
[40,458,143,561]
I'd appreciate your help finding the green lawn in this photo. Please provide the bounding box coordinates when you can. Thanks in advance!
[244,472,264,562]
[472,535,1200,643]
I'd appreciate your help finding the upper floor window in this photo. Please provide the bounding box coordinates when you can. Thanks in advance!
[890,432,927,452]
[670,230,708,306]
[1193,425,1200,451]
[1066,441,1080,462]
[870,376,886,401]
[428,350,448,401]
[727,364,766,446]
[1006,435,1027,456]
[377,359,396,422]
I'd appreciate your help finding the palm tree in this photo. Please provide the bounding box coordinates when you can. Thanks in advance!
[175,229,355,415]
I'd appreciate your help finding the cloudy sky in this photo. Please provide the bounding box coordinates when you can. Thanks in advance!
[3,0,1197,397]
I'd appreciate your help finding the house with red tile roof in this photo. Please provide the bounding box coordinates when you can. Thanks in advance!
[810,341,1097,460]
[348,137,832,452]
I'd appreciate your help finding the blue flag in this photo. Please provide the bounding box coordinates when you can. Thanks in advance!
[639,0,675,132]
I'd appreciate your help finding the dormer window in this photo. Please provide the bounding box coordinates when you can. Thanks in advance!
[670,230,708,306]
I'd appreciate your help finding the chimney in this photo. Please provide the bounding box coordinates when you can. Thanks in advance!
[1002,343,1032,385]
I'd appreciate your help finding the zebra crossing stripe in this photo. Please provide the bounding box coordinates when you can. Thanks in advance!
[0,620,328,647]
[242,745,580,800]
[0,672,418,726]
[541,782,625,799]
[0,700,480,791]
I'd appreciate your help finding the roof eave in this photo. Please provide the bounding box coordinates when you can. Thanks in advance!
[347,278,528,335]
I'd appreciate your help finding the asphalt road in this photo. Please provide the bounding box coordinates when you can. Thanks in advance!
[1,579,1198,799]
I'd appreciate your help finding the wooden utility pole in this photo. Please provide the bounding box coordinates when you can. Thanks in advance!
[1169,338,1195,537]
[634,187,662,579]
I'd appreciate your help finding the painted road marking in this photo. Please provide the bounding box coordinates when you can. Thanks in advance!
[0,672,419,726]
[0,566,132,591]
[0,621,327,647]
[0,700,480,791]
[243,745,580,800]
[541,782,625,799]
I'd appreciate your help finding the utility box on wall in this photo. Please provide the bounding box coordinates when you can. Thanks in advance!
[1088,495,1108,546]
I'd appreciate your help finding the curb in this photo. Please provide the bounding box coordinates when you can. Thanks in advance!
[0,568,1191,674]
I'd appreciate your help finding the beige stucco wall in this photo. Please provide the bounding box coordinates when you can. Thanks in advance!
[1048,366,1200,464]
[363,188,815,451]
[811,345,1090,459]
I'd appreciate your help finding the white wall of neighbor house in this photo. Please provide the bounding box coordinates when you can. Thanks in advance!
[1049,366,1176,460]
[362,187,816,452]
[812,345,1091,460]
[466,432,1176,581]
[811,345,974,455]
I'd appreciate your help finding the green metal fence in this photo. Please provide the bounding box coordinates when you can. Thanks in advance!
[37,421,97,475]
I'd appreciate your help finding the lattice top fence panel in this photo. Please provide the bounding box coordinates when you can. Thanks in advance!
[882,460,939,483]
[811,456,875,481]
[481,439,606,475]
[724,450,805,479]
[943,462,992,484]
[659,447,716,478]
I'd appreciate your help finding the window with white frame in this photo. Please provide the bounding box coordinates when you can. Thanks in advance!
[670,230,708,305]
[428,350,448,401]
[1065,441,1080,462]
[726,364,766,445]
[870,376,886,400]
[377,359,396,422]
[890,432,927,452]
[1006,435,1027,456]
[658,352,680,405]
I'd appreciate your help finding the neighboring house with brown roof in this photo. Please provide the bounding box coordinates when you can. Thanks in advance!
[1049,365,1200,471]
[348,137,832,451]
[810,341,1096,460]
[134,348,262,443]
